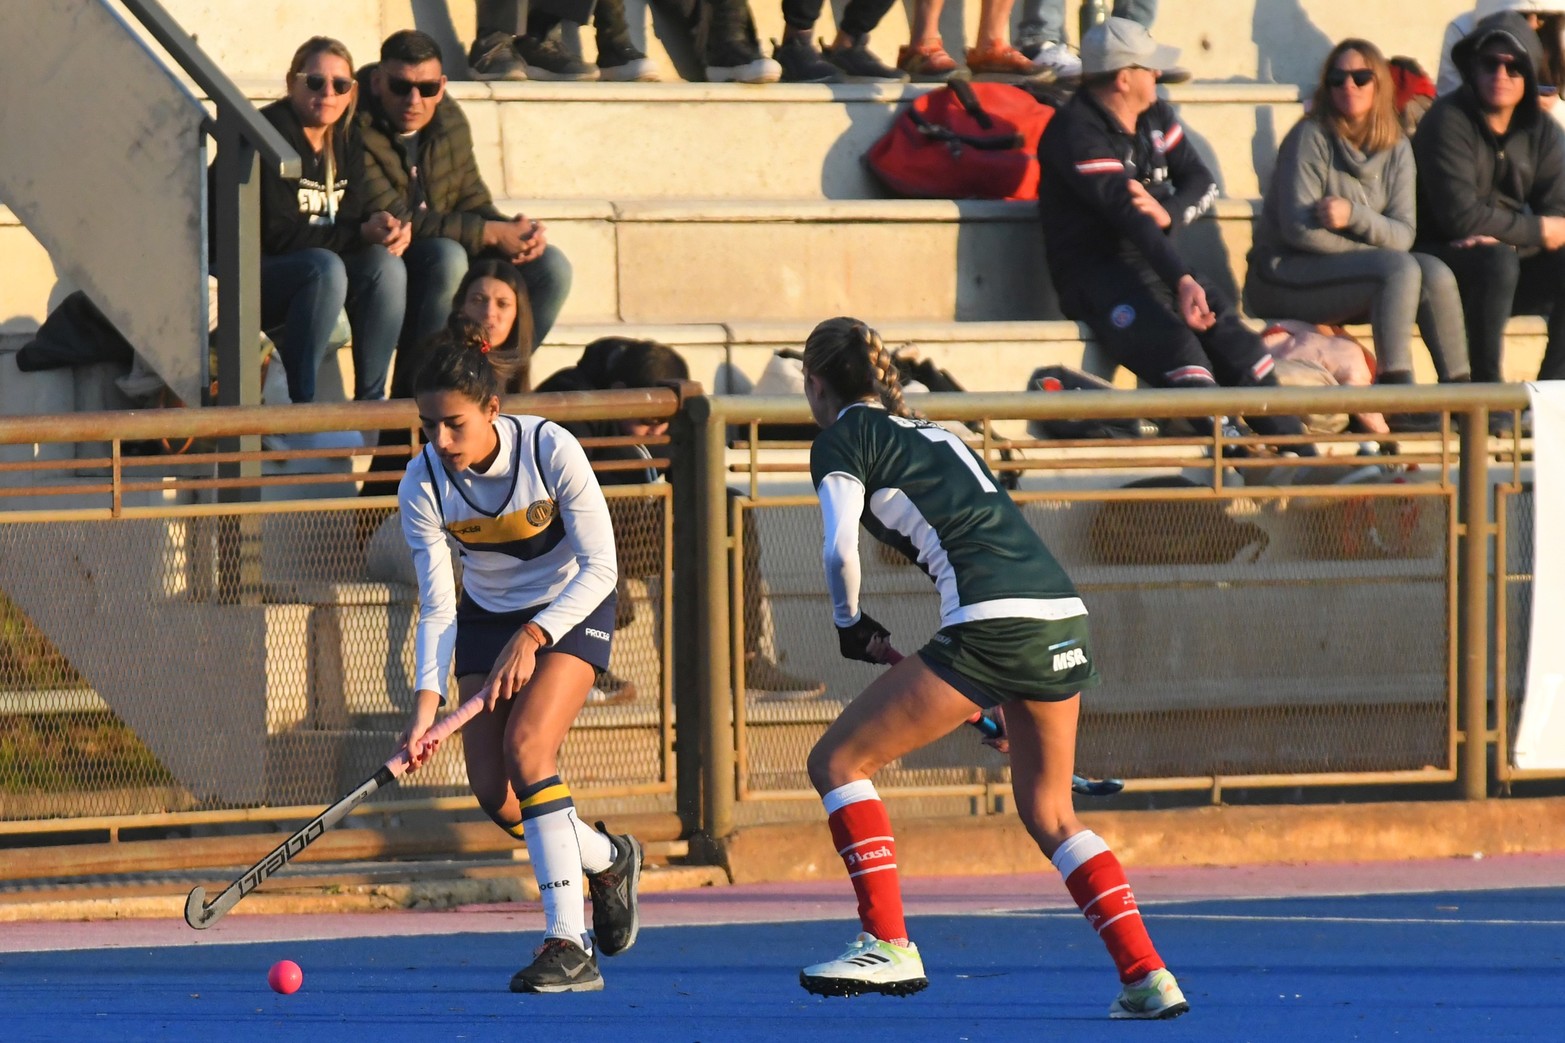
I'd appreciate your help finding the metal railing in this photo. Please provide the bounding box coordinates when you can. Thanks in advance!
[0,388,685,837]
[669,382,1538,839]
[119,0,300,415]
[0,382,1550,865]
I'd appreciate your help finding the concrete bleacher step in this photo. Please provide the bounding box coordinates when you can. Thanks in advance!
[413,80,1305,202]
[262,568,665,723]
[527,195,1250,324]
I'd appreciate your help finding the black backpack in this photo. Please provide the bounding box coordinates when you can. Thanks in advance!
[15,291,135,372]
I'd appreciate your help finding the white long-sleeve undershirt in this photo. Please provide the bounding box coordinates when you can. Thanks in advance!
[817,470,867,627]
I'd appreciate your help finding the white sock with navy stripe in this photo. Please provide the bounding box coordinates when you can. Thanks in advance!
[518,775,589,948]
[571,810,615,874]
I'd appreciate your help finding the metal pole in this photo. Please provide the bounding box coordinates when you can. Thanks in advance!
[1456,407,1492,800]
[668,400,705,834]
[212,121,263,412]
[211,119,264,603]
[693,398,737,839]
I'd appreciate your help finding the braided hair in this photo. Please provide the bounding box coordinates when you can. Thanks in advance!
[412,317,523,404]
[800,316,915,419]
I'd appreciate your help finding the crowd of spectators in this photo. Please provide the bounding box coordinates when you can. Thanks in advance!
[1034,4,1565,446]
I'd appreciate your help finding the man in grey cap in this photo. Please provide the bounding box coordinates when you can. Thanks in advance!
[1037,18,1315,456]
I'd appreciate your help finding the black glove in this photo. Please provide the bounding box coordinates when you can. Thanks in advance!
[837,612,890,663]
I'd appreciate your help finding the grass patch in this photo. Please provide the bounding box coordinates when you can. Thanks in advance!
[0,712,175,793]
[1,594,171,794]
[1,592,84,690]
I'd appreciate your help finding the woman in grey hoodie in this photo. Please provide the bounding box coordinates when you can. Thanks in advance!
[1245,38,1470,394]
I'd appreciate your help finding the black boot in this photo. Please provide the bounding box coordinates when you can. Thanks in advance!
[593,0,657,81]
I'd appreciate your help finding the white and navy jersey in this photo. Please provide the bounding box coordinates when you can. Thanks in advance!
[399,414,617,697]
[810,403,1085,630]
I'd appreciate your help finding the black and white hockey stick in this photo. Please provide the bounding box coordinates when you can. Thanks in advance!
[184,690,488,929]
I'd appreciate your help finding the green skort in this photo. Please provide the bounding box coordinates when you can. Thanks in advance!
[918,614,1100,709]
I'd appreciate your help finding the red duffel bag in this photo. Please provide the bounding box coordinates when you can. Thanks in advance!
[864,80,1056,201]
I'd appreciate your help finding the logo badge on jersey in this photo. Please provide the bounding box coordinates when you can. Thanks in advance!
[1110,304,1136,329]
[526,499,555,528]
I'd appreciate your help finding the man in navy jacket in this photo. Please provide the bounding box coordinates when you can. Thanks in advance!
[1038,18,1310,449]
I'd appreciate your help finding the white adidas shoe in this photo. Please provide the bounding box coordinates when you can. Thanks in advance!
[1029,40,1082,78]
[1108,967,1190,1019]
[799,932,928,997]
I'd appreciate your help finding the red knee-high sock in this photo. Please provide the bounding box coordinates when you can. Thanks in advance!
[823,780,907,945]
[1052,829,1162,983]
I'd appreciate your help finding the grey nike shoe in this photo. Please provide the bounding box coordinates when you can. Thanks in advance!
[509,936,604,993]
[468,31,528,81]
[822,34,908,83]
[587,824,643,956]
[516,31,599,81]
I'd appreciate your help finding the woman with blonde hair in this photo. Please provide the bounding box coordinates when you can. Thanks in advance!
[793,316,1186,1019]
[1245,39,1469,405]
[253,36,408,402]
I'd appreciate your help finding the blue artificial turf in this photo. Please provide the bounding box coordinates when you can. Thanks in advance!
[5,888,1560,1042]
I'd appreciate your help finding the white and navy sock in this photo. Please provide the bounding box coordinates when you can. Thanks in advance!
[571,811,616,874]
[516,775,590,948]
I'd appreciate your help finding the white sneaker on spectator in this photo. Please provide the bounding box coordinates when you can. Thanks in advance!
[707,36,782,83]
[1029,40,1082,78]
[596,33,659,81]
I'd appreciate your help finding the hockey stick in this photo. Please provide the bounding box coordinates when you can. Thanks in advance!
[880,648,1125,797]
[184,689,489,929]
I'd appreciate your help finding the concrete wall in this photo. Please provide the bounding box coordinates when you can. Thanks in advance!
[2,0,210,406]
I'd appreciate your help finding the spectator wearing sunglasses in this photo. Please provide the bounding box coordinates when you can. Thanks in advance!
[1245,39,1470,413]
[1439,4,1565,133]
[358,29,573,403]
[1436,2,1560,94]
[1414,10,1565,393]
[246,36,408,403]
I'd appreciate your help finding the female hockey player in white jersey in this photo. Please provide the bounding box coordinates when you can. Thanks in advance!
[796,316,1187,1020]
[398,319,641,995]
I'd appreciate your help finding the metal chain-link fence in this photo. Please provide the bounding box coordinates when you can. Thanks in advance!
[0,384,1552,845]
[0,488,673,823]
[731,483,1454,804]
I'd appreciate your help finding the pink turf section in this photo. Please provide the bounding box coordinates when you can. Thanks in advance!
[4,853,1560,954]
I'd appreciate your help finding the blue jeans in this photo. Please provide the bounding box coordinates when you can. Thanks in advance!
[400,234,466,364]
[1016,0,1157,48]
[518,243,572,348]
[260,246,406,402]
[405,238,572,352]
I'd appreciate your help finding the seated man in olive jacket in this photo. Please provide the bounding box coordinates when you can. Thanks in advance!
[357,29,572,398]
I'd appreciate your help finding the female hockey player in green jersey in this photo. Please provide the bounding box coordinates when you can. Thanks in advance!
[795,316,1187,1020]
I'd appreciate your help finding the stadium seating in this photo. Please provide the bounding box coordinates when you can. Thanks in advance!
[3,0,1545,410]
